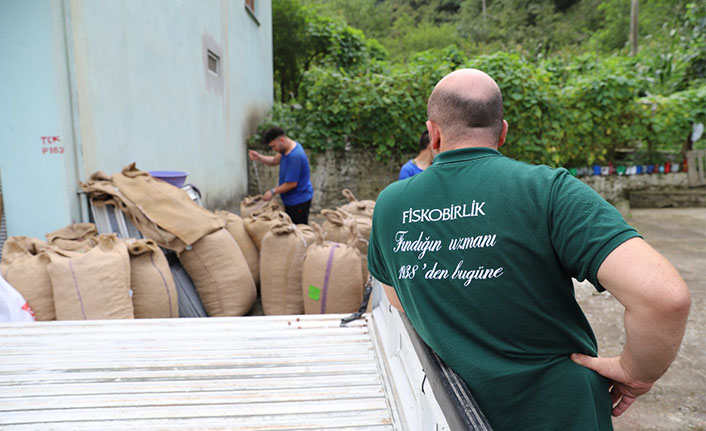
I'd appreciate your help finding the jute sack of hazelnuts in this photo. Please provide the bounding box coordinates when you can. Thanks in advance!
[43,234,134,320]
[301,223,363,314]
[240,195,283,219]
[260,221,316,315]
[243,209,292,252]
[297,223,317,247]
[338,189,375,219]
[127,239,179,318]
[177,228,256,317]
[320,208,371,283]
[1,236,54,320]
[217,210,260,287]
[45,223,99,252]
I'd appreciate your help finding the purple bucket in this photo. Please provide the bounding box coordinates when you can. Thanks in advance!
[148,171,189,188]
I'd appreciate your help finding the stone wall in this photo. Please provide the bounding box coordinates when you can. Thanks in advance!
[248,147,407,212]
[580,172,689,200]
[247,147,703,212]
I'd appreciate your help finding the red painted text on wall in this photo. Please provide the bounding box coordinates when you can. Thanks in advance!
[40,136,64,155]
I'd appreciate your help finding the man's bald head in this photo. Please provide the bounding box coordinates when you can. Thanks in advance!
[427,69,504,148]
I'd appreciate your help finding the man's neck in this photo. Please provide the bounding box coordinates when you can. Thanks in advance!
[283,138,296,155]
[414,148,434,170]
[440,141,496,153]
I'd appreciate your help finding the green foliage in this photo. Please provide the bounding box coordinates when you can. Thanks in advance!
[588,0,630,52]
[558,69,645,165]
[303,0,394,40]
[272,0,310,102]
[682,2,706,86]
[261,0,706,168]
[464,53,561,164]
[252,46,463,159]
[303,0,700,63]
[381,13,462,61]
[306,15,388,71]
[272,0,386,102]
[640,84,706,154]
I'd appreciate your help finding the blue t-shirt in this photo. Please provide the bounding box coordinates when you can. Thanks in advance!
[279,142,314,206]
[399,159,424,180]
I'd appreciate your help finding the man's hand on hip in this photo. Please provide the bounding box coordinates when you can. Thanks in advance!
[571,353,654,417]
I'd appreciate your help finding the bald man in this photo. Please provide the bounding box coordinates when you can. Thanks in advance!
[367,69,690,430]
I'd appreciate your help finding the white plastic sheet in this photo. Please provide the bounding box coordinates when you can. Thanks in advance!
[0,273,36,322]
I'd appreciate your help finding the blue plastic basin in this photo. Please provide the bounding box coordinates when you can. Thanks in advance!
[148,170,189,188]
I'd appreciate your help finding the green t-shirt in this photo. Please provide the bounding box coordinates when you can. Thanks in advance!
[368,147,640,431]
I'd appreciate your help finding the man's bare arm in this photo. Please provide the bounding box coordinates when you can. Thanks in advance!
[382,282,404,312]
[572,237,690,416]
[248,149,281,166]
[263,181,297,201]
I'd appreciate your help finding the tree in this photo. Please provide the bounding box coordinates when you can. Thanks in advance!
[272,0,310,102]
[272,0,387,102]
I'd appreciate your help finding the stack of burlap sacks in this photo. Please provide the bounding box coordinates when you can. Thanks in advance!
[1,163,258,320]
[1,225,178,320]
[0,159,376,320]
[82,164,257,318]
[248,188,375,316]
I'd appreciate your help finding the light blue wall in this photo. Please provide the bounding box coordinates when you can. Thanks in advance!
[68,0,273,209]
[0,0,81,239]
[0,0,273,240]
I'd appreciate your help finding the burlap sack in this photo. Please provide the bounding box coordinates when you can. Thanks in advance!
[45,234,134,320]
[45,223,99,252]
[350,215,372,282]
[320,209,352,243]
[240,195,282,219]
[178,228,256,317]
[244,210,292,252]
[0,236,55,320]
[112,163,224,247]
[81,174,187,252]
[297,224,317,247]
[127,239,178,318]
[260,222,308,315]
[321,209,371,282]
[339,189,375,218]
[217,210,259,286]
[321,209,371,246]
[302,224,363,314]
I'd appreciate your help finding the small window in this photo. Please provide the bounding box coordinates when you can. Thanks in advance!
[207,50,219,76]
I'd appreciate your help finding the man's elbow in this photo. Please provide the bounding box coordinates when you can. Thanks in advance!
[665,283,691,318]
[646,278,691,320]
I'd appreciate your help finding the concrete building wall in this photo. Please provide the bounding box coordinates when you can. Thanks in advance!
[0,0,273,239]
[0,0,82,239]
[68,0,273,210]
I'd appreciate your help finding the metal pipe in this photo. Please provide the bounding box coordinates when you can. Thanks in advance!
[61,0,90,223]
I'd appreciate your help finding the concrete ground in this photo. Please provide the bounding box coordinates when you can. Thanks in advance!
[575,208,706,431]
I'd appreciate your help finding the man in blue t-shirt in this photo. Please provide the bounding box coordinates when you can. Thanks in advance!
[399,130,434,180]
[248,127,314,224]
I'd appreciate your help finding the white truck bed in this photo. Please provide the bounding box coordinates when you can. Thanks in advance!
[1,282,491,431]
[0,313,405,430]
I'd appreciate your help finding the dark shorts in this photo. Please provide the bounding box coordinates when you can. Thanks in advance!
[285,199,311,225]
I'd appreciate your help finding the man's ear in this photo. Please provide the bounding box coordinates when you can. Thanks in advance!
[426,120,441,151]
[497,120,508,148]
